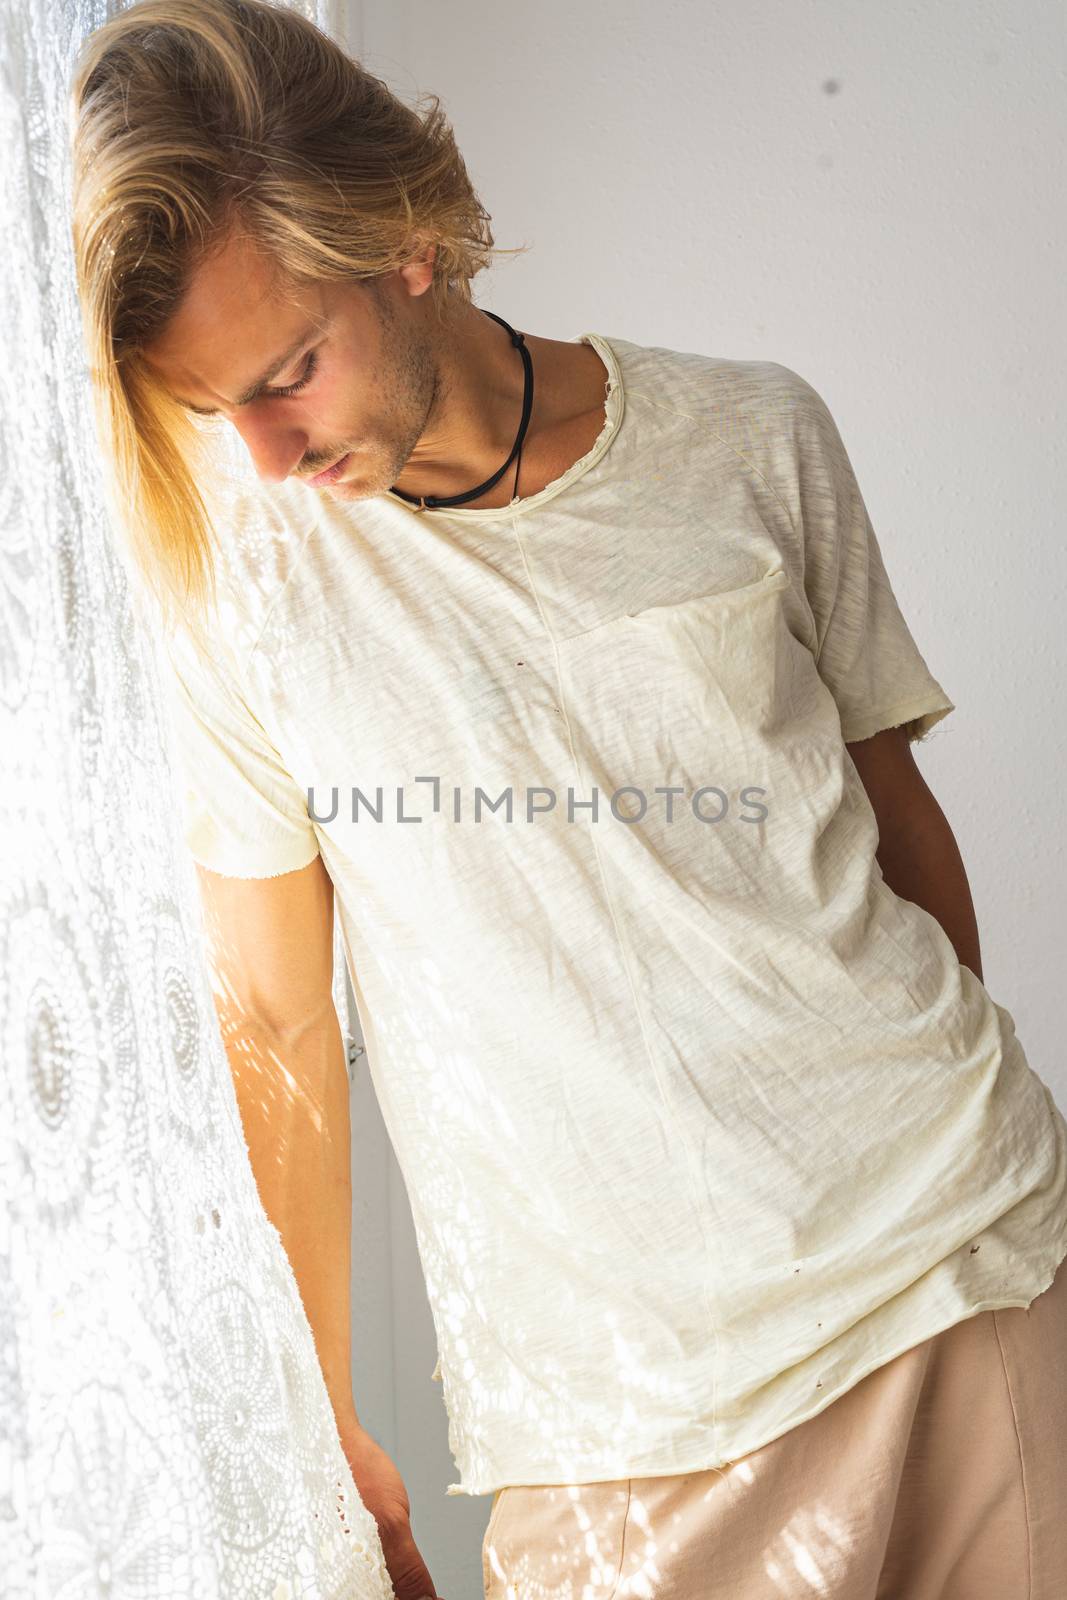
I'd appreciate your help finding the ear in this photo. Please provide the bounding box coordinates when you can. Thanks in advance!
[398,236,438,298]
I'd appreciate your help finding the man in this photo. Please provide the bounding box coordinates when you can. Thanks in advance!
[70,2,1067,1596]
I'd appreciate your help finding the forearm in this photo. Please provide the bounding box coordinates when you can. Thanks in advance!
[875,797,984,984]
[219,1007,359,1430]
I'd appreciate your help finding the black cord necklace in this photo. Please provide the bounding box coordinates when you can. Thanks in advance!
[389,309,533,512]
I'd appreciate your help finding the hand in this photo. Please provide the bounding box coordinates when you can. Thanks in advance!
[338,1417,443,1600]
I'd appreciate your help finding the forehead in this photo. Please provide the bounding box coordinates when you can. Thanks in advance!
[139,230,313,397]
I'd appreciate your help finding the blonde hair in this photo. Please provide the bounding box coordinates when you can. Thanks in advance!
[69,0,524,640]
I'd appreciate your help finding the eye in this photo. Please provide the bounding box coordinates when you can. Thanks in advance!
[268,348,319,399]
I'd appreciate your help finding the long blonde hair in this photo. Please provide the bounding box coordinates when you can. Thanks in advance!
[70,0,524,640]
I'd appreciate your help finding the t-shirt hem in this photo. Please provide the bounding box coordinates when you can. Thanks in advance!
[442,1236,1067,1498]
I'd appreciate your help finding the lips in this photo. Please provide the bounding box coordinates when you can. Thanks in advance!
[307,452,351,486]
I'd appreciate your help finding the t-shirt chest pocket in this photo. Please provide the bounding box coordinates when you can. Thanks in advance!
[553,565,818,794]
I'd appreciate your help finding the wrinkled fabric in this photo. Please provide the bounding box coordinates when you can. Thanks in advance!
[482,1247,1067,1597]
[158,332,1067,1499]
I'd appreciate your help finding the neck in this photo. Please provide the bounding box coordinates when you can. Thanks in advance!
[391,300,535,503]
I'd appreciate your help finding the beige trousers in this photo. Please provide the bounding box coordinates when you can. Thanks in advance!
[482,1249,1067,1598]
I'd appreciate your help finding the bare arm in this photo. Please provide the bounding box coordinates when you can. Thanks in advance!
[193,856,443,1599]
[194,854,359,1430]
[846,724,984,983]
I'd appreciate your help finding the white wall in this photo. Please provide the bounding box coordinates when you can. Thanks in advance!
[344,4,1067,1593]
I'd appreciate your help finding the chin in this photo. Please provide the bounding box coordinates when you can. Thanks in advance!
[324,471,372,501]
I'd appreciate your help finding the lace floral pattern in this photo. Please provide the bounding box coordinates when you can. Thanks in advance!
[1,3,391,1594]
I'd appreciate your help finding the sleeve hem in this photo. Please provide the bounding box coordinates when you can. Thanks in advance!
[185,833,321,881]
[840,693,956,746]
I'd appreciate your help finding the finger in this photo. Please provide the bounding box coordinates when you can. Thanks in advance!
[382,1536,438,1600]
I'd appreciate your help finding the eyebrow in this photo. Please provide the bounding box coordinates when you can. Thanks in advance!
[176,322,320,415]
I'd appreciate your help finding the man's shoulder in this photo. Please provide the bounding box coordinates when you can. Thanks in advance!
[604,332,820,452]
[195,465,325,658]
[205,468,321,595]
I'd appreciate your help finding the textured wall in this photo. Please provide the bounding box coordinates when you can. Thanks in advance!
[1,1,392,1595]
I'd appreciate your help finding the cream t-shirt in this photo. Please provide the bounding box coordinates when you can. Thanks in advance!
[158,331,1067,1498]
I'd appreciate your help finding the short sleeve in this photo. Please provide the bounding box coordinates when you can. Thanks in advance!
[788,372,956,745]
[156,623,321,879]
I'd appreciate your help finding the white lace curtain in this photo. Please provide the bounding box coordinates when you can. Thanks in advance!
[1,2,395,1593]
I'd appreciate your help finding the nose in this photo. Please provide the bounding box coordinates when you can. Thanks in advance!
[229,409,307,485]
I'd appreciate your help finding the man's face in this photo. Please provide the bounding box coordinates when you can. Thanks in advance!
[140,227,440,499]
